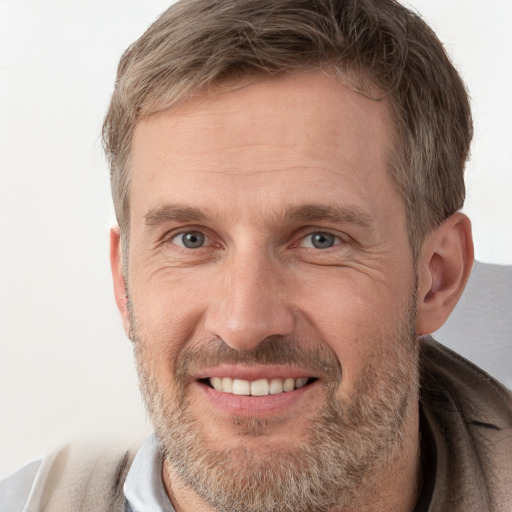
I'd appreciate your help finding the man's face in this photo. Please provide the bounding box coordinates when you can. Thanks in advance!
[120,72,420,511]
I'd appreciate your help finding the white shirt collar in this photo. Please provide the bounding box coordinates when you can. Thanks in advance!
[124,434,175,512]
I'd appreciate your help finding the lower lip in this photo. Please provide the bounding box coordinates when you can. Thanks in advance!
[195,380,317,417]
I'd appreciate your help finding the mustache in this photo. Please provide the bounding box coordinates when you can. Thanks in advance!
[173,335,343,383]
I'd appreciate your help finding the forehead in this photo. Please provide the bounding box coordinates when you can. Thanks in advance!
[129,72,399,227]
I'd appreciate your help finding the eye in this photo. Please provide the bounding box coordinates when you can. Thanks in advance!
[300,232,341,249]
[171,230,208,249]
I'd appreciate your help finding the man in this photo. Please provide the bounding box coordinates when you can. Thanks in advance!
[1,0,511,511]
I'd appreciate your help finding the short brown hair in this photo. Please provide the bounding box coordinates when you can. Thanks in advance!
[103,0,472,256]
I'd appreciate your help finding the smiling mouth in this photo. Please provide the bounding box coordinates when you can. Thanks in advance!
[200,377,317,396]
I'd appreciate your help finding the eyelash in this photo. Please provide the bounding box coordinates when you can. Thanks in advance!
[162,227,347,251]
[162,226,211,247]
[298,231,343,249]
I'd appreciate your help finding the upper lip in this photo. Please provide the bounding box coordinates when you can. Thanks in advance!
[193,364,317,382]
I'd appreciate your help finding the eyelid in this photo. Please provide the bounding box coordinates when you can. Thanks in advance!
[293,226,347,245]
[299,231,342,248]
[161,226,211,246]
[160,225,350,250]
[174,231,210,249]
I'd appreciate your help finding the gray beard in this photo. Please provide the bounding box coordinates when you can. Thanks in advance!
[131,299,419,512]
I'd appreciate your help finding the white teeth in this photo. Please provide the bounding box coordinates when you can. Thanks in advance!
[269,378,284,395]
[207,377,311,396]
[295,377,308,389]
[283,377,295,392]
[232,379,251,395]
[222,377,233,393]
[250,379,269,396]
[210,377,223,391]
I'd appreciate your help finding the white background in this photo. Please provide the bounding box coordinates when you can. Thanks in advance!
[1,0,511,479]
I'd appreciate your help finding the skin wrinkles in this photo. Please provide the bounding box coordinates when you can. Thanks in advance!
[140,230,395,286]
[138,225,398,294]
[169,164,349,178]
[142,203,379,257]
[139,203,382,278]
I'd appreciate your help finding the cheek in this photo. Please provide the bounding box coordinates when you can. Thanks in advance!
[297,271,413,389]
[131,259,212,314]
[128,270,211,364]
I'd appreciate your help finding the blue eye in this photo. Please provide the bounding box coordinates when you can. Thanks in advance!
[301,232,339,249]
[172,231,207,249]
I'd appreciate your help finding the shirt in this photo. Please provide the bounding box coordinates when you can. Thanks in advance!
[124,435,175,512]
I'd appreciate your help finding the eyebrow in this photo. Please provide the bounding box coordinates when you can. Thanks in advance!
[144,202,374,230]
[283,204,375,230]
[144,205,207,226]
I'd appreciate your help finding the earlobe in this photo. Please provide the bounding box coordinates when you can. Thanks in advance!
[416,213,474,335]
[110,226,131,336]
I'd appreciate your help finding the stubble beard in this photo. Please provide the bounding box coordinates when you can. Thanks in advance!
[131,296,419,512]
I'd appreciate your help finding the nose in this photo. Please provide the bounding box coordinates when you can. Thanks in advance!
[204,250,295,351]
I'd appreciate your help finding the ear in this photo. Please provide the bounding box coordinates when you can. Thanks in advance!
[416,212,474,335]
[110,226,131,337]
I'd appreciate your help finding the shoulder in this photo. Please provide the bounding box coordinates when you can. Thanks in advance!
[419,336,512,510]
[0,440,142,512]
[419,335,512,423]
[0,450,60,512]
